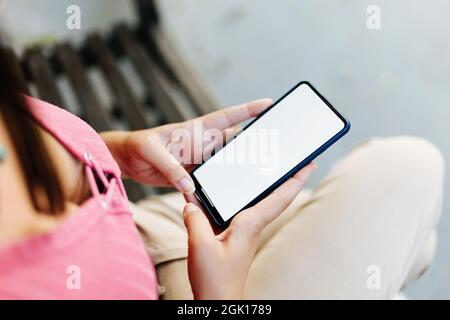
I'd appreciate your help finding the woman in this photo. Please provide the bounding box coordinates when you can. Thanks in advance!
[0,44,444,299]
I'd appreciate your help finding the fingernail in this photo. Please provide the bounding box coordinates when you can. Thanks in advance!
[185,203,198,213]
[178,177,195,194]
[312,162,319,170]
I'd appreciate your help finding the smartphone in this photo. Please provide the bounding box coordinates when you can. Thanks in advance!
[191,81,350,227]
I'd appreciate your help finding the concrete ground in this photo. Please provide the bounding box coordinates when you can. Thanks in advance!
[2,0,449,299]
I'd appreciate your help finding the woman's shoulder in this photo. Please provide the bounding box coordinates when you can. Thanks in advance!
[24,95,121,177]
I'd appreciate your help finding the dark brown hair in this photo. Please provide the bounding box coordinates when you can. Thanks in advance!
[0,46,65,214]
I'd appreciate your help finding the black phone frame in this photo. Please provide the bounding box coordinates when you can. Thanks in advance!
[190,81,351,227]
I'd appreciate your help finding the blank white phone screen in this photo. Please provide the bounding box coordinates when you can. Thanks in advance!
[193,83,345,221]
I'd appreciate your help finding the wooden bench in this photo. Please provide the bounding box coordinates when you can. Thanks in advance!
[5,0,218,201]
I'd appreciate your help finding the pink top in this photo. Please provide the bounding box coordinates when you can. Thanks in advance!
[0,96,158,300]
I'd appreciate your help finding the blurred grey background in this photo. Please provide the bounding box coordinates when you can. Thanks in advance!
[1,0,448,299]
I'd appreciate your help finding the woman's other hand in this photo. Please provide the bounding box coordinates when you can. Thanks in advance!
[183,162,317,300]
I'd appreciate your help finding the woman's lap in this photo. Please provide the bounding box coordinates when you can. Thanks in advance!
[131,136,445,299]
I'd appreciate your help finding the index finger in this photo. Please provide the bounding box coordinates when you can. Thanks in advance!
[199,98,273,131]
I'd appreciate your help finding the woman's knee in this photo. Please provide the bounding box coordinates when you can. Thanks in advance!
[325,136,445,228]
[343,136,445,191]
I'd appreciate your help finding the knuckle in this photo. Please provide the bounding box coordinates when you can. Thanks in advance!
[291,173,307,188]
[165,160,181,175]
[273,189,291,211]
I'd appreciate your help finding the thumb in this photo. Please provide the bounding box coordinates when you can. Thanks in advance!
[183,203,215,245]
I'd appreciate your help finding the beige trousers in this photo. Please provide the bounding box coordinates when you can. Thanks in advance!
[130,136,445,299]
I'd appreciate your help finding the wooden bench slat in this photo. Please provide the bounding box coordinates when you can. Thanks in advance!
[54,43,113,132]
[123,179,149,201]
[146,28,218,115]
[114,25,197,123]
[85,34,157,130]
[134,0,159,26]
[23,48,64,107]
[2,48,29,95]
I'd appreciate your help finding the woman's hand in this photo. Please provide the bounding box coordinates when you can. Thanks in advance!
[101,99,272,194]
[183,162,317,300]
